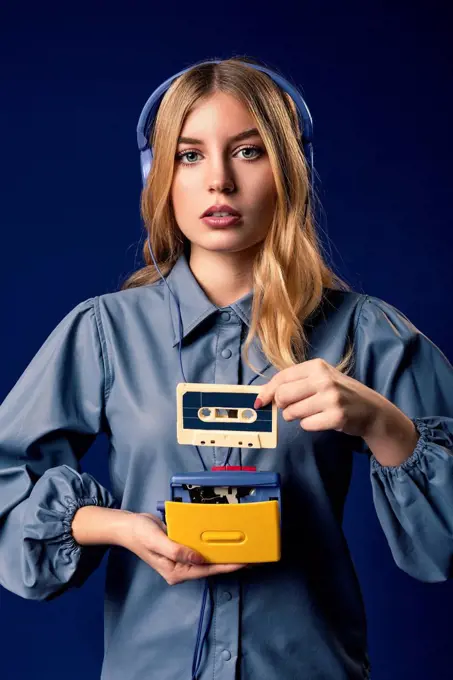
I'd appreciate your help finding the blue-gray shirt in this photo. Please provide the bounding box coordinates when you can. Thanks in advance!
[1,252,453,680]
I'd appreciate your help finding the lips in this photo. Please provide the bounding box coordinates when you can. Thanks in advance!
[201,204,241,218]
[201,214,242,228]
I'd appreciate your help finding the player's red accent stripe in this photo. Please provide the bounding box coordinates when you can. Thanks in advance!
[211,466,257,471]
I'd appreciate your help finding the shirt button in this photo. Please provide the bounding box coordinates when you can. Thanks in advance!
[222,591,232,601]
[220,311,231,322]
[221,650,231,661]
[221,349,232,359]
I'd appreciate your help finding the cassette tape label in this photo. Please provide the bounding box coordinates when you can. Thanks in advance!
[182,391,272,432]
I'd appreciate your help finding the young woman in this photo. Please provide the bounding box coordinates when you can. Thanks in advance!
[1,56,452,680]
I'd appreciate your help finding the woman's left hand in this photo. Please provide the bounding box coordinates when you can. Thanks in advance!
[254,358,389,439]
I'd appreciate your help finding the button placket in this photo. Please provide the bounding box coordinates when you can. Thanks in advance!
[212,579,240,680]
[211,310,242,679]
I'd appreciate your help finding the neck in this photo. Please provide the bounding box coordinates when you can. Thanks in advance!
[188,246,259,307]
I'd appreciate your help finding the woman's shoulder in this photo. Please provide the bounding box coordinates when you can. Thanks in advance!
[306,287,367,330]
[321,286,367,309]
[318,287,427,353]
[308,287,421,346]
[95,279,167,312]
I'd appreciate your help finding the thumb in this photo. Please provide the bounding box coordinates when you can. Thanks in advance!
[154,530,207,565]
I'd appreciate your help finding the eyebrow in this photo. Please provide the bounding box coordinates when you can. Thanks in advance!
[177,127,261,145]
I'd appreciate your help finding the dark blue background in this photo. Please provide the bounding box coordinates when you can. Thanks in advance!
[1,1,452,678]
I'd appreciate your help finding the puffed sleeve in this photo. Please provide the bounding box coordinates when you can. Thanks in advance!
[0,298,119,601]
[352,295,453,582]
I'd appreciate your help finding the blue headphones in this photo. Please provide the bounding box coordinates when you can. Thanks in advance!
[136,59,314,188]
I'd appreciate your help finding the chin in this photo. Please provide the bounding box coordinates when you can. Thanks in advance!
[189,229,265,253]
[193,238,258,255]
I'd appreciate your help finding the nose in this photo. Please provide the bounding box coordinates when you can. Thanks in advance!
[207,158,236,194]
[209,179,234,193]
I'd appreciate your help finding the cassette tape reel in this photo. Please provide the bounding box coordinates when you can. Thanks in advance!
[176,383,277,449]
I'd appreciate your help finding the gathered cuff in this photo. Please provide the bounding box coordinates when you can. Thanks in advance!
[22,464,119,596]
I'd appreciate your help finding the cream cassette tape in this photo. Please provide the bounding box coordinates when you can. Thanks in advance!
[176,383,277,449]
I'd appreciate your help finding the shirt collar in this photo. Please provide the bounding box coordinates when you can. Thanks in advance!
[166,252,253,347]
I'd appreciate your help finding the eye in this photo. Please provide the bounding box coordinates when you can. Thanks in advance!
[235,146,263,161]
[176,150,202,165]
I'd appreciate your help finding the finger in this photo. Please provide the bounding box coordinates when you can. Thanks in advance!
[254,376,280,409]
[151,531,207,565]
[255,364,309,408]
[157,553,247,578]
[197,563,248,577]
[150,553,247,585]
[256,358,335,408]
[298,409,342,432]
[276,378,316,410]
[170,562,247,581]
[282,391,323,422]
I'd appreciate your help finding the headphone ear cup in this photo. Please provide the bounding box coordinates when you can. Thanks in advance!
[140,148,153,185]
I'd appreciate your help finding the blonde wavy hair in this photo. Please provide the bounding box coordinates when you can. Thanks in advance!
[122,55,355,377]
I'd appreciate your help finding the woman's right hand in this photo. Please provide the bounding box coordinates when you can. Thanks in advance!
[119,511,247,585]
[71,505,247,586]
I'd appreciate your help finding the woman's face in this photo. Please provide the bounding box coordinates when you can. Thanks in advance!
[170,91,277,257]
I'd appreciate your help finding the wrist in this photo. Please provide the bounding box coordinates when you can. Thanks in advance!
[363,399,419,466]
[71,505,134,547]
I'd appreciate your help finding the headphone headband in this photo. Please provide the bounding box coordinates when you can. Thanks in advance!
[136,59,314,187]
